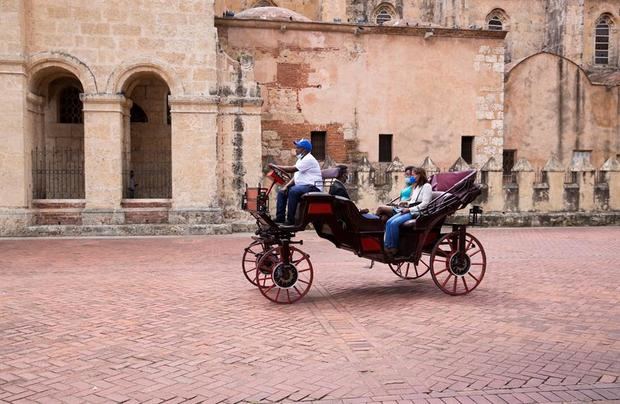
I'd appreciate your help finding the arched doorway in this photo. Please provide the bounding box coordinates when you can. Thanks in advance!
[122,73,172,199]
[29,68,85,199]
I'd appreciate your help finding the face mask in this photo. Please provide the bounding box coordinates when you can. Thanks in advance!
[405,176,416,186]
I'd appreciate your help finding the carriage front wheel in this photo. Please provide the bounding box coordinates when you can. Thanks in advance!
[255,245,314,304]
[429,231,486,296]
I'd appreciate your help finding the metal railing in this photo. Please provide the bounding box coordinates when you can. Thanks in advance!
[123,152,172,198]
[32,148,85,199]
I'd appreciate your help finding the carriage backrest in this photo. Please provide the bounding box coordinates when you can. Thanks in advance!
[321,167,340,179]
[430,170,475,192]
[421,170,480,217]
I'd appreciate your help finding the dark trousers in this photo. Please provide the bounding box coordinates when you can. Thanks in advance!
[276,184,319,224]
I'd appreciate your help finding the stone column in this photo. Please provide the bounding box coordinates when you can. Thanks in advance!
[0,58,28,220]
[512,158,534,212]
[600,157,620,210]
[570,158,595,212]
[217,100,263,219]
[81,94,128,224]
[450,156,471,172]
[169,95,222,224]
[420,156,440,177]
[543,155,565,211]
[355,157,376,209]
[387,157,404,197]
[480,157,502,212]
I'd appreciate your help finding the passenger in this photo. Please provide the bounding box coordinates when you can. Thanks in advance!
[383,167,432,256]
[375,165,415,221]
[270,138,323,225]
[328,165,350,199]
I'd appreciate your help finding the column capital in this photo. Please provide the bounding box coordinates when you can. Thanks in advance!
[81,94,130,113]
[0,55,26,75]
[169,95,219,114]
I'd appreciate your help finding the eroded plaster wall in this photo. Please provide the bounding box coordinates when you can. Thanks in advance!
[504,52,620,168]
[217,21,505,169]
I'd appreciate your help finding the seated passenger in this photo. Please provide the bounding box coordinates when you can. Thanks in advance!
[270,138,323,225]
[383,167,432,256]
[375,165,415,221]
[328,165,350,199]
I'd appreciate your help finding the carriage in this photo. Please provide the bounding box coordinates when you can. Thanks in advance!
[241,167,487,304]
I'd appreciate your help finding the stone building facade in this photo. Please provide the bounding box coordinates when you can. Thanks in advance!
[1,0,619,236]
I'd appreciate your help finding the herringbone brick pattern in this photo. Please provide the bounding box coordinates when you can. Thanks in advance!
[0,227,619,403]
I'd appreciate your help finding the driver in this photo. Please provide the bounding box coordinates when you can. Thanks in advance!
[269,138,323,225]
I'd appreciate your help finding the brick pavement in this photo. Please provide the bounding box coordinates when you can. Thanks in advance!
[0,227,619,403]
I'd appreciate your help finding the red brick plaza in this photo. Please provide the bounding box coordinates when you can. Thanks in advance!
[1,227,619,403]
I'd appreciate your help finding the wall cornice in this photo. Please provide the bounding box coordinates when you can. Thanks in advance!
[215,17,508,40]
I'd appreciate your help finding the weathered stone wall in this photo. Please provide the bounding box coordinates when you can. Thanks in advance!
[504,52,619,169]
[0,0,264,235]
[217,19,505,170]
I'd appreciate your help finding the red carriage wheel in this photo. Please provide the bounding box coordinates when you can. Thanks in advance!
[429,231,486,296]
[388,255,431,279]
[242,240,271,286]
[255,246,313,304]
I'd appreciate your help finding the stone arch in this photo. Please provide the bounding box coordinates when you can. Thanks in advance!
[27,52,97,94]
[506,51,597,86]
[372,3,397,25]
[485,8,509,31]
[594,13,616,66]
[106,60,183,96]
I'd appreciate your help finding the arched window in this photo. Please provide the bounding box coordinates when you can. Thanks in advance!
[486,9,508,31]
[130,103,148,123]
[595,14,614,65]
[372,3,396,25]
[59,86,83,124]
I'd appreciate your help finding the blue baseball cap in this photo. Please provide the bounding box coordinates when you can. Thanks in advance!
[293,138,312,152]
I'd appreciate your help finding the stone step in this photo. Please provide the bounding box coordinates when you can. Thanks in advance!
[23,223,234,237]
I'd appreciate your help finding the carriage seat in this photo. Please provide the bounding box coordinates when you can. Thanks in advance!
[401,191,450,229]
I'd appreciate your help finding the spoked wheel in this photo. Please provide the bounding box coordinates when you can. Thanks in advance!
[242,240,275,286]
[388,254,431,279]
[255,246,313,304]
[430,231,486,295]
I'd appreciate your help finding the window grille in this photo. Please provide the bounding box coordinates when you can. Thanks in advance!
[595,16,612,65]
[310,131,326,161]
[486,9,508,31]
[59,86,83,124]
[375,10,392,25]
[488,16,503,30]
[378,134,392,162]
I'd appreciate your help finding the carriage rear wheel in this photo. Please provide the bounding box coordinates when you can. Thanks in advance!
[242,240,275,286]
[388,255,431,280]
[429,231,486,295]
[255,246,313,304]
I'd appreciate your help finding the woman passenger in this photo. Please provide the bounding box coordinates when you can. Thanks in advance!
[383,167,432,256]
[375,166,415,221]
